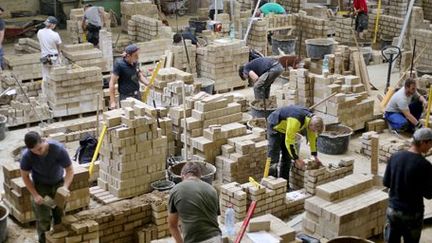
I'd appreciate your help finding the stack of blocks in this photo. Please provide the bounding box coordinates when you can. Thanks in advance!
[267,14,295,30]
[62,43,110,72]
[334,17,354,44]
[360,131,409,163]
[14,38,40,54]
[387,0,409,17]
[41,119,97,143]
[99,30,114,72]
[171,40,197,74]
[289,68,314,107]
[45,66,103,117]
[303,174,388,239]
[275,82,298,107]
[2,162,90,224]
[278,0,305,13]
[247,18,268,55]
[136,39,172,63]
[128,15,173,42]
[97,99,167,198]
[285,189,312,215]
[120,0,159,32]
[196,39,249,92]
[293,13,329,56]
[67,8,85,44]
[3,53,42,80]
[215,127,267,183]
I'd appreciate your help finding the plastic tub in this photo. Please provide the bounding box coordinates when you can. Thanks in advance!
[305,38,335,59]
[168,161,216,185]
[249,99,277,118]
[317,124,353,155]
[272,35,297,55]
[151,180,175,191]
[417,66,432,77]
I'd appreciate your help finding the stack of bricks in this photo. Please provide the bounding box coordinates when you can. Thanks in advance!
[3,53,42,80]
[277,0,305,13]
[275,82,298,107]
[2,161,90,224]
[289,68,314,107]
[14,38,40,54]
[238,0,253,10]
[121,0,159,32]
[293,13,329,56]
[99,30,114,72]
[62,43,109,72]
[247,18,268,55]
[171,40,197,74]
[45,66,103,117]
[196,39,249,92]
[220,177,288,223]
[214,126,267,183]
[46,191,170,243]
[334,17,354,44]
[285,189,312,215]
[421,0,432,21]
[313,74,374,131]
[289,158,354,193]
[215,13,231,35]
[267,14,295,30]
[97,99,167,198]
[128,15,172,42]
[414,28,432,67]
[0,71,41,96]
[41,119,97,143]
[136,39,172,63]
[303,174,388,239]
[148,68,195,107]
[366,119,387,133]
[360,131,409,163]
[67,8,85,44]
[387,0,409,17]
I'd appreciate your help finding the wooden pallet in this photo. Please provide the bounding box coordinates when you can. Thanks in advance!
[214,84,248,94]
[53,110,99,122]
[7,119,52,130]
[89,186,122,205]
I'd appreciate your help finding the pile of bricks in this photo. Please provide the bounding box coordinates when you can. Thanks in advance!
[414,28,432,67]
[303,174,388,239]
[46,191,170,243]
[2,162,90,224]
[289,68,314,107]
[238,0,253,10]
[128,15,172,42]
[62,43,110,73]
[67,8,85,44]
[366,119,387,133]
[148,67,195,107]
[293,13,329,56]
[313,74,374,130]
[421,0,432,21]
[247,18,268,55]
[267,14,295,30]
[136,39,172,64]
[276,82,298,107]
[196,39,249,92]
[278,0,305,13]
[45,66,103,117]
[387,0,409,17]
[41,119,97,143]
[289,158,354,193]
[360,131,409,163]
[334,17,354,44]
[214,126,267,183]
[121,0,159,32]
[285,189,312,215]
[99,30,114,72]
[220,176,288,223]
[97,99,167,199]
[171,40,197,74]
[3,53,42,80]
[14,38,40,54]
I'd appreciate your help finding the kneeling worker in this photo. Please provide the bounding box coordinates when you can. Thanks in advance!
[267,105,324,183]
[385,78,427,133]
[256,2,286,17]
[239,57,284,100]
[109,44,151,109]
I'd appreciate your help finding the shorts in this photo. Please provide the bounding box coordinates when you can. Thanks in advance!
[355,12,368,33]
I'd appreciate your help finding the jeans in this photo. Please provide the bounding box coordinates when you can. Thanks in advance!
[267,126,292,182]
[385,99,423,132]
[253,63,284,100]
[32,181,64,243]
[355,12,368,32]
[384,207,423,243]
[0,47,4,70]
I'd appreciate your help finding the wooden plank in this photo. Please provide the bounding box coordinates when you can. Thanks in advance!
[359,54,372,93]
[371,135,379,175]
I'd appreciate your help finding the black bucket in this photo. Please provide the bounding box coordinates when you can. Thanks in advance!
[417,66,432,78]
[328,236,374,243]
[272,36,297,55]
[189,18,207,33]
[200,79,215,94]
[0,115,6,141]
[151,180,175,191]
[168,161,216,184]
[0,204,8,242]
[305,38,335,59]
[317,124,353,155]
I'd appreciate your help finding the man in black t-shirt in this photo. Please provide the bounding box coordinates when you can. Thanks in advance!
[0,6,5,70]
[109,44,151,109]
[383,128,432,243]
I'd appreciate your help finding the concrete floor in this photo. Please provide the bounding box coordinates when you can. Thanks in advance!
[1,21,432,242]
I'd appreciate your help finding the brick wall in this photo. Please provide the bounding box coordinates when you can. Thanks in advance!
[1,0,40,17]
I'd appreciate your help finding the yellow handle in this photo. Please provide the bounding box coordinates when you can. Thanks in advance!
[142,59,164,103]
[248,177,260,189]
[89,124,107,176]
[373,0,382,44]
[263,157,271,178]
[425,87,432,128]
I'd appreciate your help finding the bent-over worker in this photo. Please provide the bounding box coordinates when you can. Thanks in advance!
[239,57,284,100]
[384,78,427,133]
[383,128,432,243]
[109,44,151,109]
[20,131,74,243]
[267,105,324,184]
[168,162,221,243]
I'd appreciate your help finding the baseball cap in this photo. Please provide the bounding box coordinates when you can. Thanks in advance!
[413,128,432,141]
[125,44,139,55]
[46,16,58,25]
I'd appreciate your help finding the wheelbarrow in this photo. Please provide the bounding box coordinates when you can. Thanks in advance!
[4,19,45,40]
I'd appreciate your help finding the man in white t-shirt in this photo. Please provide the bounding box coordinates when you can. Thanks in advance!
[385,78,427,132]
[37,16,62,95]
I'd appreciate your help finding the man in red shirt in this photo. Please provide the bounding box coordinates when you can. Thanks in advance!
[353,0,368,39]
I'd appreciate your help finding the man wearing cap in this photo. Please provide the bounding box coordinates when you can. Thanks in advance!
[82,4,105,47]
[266,105,324,185]
[383,128,432,242]
[109,44,150,109]
[0,7,5,70]
[37,16,62,94]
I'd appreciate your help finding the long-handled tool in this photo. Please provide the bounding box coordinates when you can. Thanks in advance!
[410,39,417,77]
[142,58,164,103]
[234,201,257,243]
[381,45,401,93]
[89,124,107,176]
[425,87,432,128]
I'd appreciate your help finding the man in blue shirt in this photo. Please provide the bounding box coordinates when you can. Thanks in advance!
[20,131,74,243]
[109,44,151,109]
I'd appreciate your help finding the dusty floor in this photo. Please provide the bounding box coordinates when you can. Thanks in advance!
[1,17,432,243]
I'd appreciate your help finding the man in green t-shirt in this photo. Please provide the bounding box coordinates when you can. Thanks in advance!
[168,162,221,243]
[257,2,286,17]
